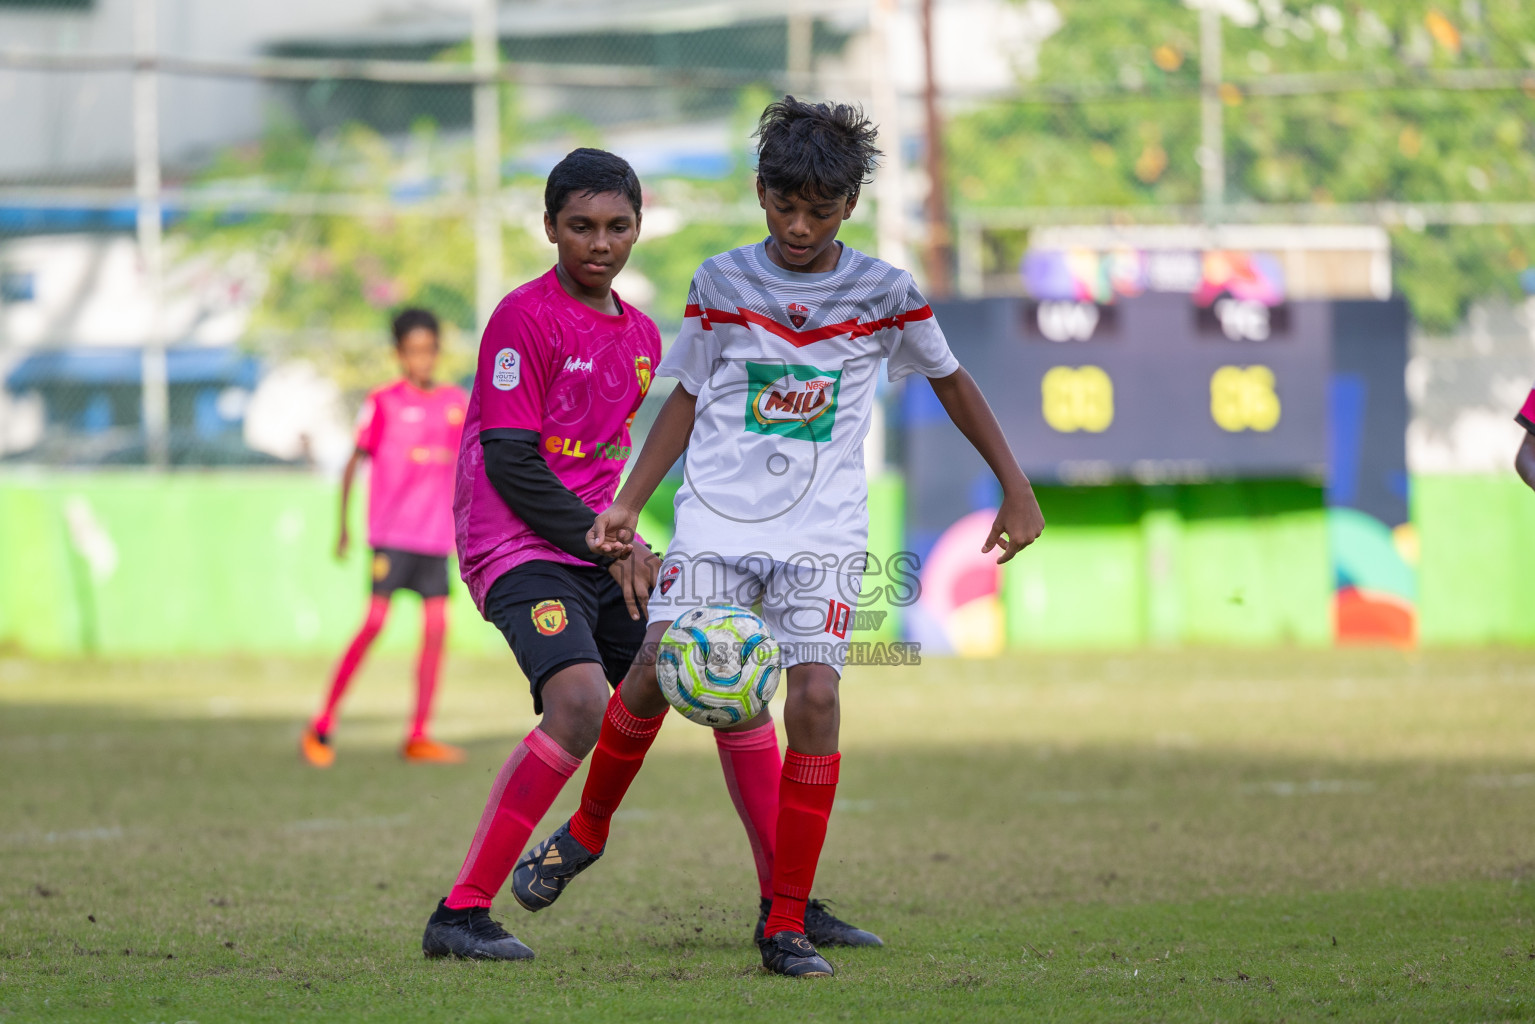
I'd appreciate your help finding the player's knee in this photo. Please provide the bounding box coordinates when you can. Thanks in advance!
[623,655,660,696]
[617,631,671,718]
[541,671,610,756]
[618,664,668,718]
[566,686,609,738]
[544,712,603,758]
[561,715,604,756]
[788,673,840,723]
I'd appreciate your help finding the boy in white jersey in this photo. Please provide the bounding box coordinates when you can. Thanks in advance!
[515,97,1045,978]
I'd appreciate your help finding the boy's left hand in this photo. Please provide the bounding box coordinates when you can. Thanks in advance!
[983,487,1045,564]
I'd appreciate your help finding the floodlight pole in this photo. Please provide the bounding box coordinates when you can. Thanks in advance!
[870,0,908,269]
[134,0,169,468]
[1200,5,1225,224]
[919,0,952,298]
[472,0,504,336]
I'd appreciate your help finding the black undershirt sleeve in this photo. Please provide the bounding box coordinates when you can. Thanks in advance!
[481,430,613,567]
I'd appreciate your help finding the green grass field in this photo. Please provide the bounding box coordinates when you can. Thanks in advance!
[3,649,1535,1022]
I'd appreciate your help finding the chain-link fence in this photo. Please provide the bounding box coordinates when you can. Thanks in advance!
[2,0,1533,470]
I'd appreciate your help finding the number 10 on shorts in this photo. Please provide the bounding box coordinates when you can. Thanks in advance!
[825,599,852,639]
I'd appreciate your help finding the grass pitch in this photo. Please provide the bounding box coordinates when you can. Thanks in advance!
[2,649,1534,1022]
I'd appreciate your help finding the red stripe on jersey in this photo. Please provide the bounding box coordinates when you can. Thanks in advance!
[683,303,712,330]
[702,304,934,348]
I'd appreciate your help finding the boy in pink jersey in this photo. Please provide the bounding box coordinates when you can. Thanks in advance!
[418,149,662,961]
[301,308,469,768]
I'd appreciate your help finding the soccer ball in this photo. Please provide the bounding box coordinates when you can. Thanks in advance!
[656,604,781,727]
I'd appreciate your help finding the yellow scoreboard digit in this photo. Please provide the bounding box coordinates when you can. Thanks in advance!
[1210,365,1281,433]
[1041,365,1114,433]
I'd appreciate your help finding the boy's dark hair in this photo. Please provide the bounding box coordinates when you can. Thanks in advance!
[391,307,440,348]
[545,148,643,220]
[754,96,881,201]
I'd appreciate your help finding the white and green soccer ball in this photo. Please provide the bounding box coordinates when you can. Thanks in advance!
[656,604,781,727]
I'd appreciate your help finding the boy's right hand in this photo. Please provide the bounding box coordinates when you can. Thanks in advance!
[588,503,641,559]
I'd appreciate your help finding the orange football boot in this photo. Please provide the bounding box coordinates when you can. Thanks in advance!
[300,727,335,768]
[402,737,466,764]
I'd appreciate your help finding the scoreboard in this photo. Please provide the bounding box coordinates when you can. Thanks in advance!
[899,269,1413,650]
[918,293,1339,484]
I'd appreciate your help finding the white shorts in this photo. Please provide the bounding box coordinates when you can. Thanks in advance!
[646,551,863,672]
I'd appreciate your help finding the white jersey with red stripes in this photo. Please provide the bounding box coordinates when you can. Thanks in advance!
[657,239,958,567]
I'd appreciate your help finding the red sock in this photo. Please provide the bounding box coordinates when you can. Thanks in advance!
[312,595,390,736]
[764,750,840,937]
[409,596,447,741]
[715,720,781,900]
[566,691,666,854]
[445,728,580,909]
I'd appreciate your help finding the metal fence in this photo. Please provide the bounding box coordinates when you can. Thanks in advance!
[2,0,1533,471]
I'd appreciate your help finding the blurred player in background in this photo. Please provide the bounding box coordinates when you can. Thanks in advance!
[300,308,469,768]
[1515,385,1535,492]
[531,97,1044,978]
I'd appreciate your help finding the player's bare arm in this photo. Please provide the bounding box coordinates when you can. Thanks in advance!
[335,446,366,560]
[928,367,1044,563]
[1516,432,1535,493]
[588,384,699,559]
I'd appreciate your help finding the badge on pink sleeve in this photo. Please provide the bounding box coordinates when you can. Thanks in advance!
[493,348,521,390]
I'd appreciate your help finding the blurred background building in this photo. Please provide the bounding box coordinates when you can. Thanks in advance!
[2,0,1534,656]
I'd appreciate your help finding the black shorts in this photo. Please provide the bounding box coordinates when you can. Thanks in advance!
[484,561,648,714]
[371,547,451,599]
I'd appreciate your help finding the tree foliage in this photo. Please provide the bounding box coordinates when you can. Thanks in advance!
[947,0,1535,330]
[177,82,810,386]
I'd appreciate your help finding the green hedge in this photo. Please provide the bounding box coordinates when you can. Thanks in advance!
[1,472,1526,656]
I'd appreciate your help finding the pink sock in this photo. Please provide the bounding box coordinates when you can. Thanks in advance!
[445,728,581,909]
[409,597,447,741]
[715,720,781,900]
[313,595,390,736]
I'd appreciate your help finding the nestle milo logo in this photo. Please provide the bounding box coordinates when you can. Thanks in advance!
[758,376,833,420]
[744,362,841,442]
